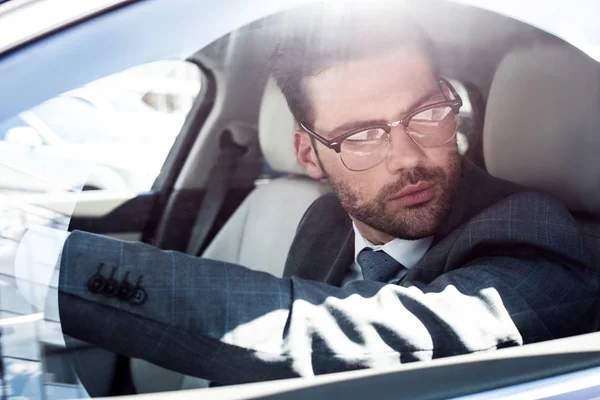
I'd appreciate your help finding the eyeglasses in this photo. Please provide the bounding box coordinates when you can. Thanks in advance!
[300,77,463,172]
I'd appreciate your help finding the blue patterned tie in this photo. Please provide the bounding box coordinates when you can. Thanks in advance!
[357,248,405,283]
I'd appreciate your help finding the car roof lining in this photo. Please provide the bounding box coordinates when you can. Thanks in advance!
[192,0,562,103]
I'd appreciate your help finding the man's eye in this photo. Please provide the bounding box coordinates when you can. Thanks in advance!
[413,106,450,122]
[347,128,384,142]
[417,109,434,120]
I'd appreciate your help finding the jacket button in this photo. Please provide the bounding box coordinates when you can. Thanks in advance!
[102,268,119,297]
[117,272,134,300]
[87,264,107,293]
[103,279,120,297]
[130,287,147,305]
[118,281,134,300]
[87,274,106,294]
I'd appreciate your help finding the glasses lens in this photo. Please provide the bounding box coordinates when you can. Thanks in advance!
[407,106,457,147]
[340,128,389,171]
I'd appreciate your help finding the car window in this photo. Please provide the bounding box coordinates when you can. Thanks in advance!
[29,97,119,144]
[1,1,598,399]
[0,60,202,194]
[0,60,202,398]
[0,115,29,141]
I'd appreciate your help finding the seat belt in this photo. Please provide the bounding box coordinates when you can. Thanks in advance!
[108,132,245,396]
[186,130,247,256]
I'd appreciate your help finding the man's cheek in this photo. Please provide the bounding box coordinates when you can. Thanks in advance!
[428,145,456,166]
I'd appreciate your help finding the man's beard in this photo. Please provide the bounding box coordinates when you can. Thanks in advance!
[323,155,462,240]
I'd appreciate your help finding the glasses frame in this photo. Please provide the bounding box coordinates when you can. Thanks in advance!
[300,77,463,154]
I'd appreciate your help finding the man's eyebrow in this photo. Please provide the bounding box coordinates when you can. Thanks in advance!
[327,87,443,138]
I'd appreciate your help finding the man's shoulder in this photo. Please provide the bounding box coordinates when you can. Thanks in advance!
[416,189,592,283]
[440,189,593,268]
[460,159,530,203]
[474,189,570,221]
[460,161,572,224]
[468,190,579,238]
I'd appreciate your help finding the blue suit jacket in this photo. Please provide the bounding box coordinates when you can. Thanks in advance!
[58,161,600,384]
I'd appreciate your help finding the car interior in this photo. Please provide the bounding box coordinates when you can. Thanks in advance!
[0,0,598,398]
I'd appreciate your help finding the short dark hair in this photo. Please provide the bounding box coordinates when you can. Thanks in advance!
[269,4,436,127]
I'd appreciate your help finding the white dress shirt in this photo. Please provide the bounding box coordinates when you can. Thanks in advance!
[14,227,71,347]
[341,222,433,286]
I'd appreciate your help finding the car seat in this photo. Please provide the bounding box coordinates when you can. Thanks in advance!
[483,42,600,263]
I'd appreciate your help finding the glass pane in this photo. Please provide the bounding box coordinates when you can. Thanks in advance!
[407,106,457,147]
[0,60,203,399]
[0,60,202,195]
[2,357,44,399]
[340,129,389,171]
[0,311,41,360]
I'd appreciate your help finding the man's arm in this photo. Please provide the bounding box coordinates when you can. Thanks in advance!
[57,192,600,384]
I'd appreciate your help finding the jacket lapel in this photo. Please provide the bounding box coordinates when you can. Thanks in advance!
[283,193,354,285]
[323,227,354,286]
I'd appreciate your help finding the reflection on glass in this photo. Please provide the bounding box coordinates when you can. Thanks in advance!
[2,358,43,399]
[0,59,202,400]
[0,60,202,195]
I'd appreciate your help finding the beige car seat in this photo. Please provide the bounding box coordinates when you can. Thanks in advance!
[483,42,600,262]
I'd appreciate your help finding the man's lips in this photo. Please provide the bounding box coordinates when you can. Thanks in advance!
[389,181,437,206]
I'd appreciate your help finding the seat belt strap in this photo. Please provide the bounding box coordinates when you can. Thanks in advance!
[186,131,246,256]
[108,134,244,396]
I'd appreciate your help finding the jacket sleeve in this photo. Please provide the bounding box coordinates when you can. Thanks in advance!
[58,192,600,385]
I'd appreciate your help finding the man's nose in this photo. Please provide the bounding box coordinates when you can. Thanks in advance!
[385,126,425,172]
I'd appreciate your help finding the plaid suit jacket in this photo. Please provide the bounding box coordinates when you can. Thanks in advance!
[58,161,600,385]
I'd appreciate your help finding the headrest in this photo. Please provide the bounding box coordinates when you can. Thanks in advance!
[258,77,306,175]
[484,43,600,214]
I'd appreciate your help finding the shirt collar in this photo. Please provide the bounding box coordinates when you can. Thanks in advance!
[352,222,433,269]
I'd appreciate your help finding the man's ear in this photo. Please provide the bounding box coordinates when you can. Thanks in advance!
[294,130,325,180]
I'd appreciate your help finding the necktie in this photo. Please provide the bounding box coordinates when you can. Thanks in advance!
[357,248,405,283]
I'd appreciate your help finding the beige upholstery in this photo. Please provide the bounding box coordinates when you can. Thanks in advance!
[200,77,329,275]
[131,78,329,393]
[202,176,330,274]
[258,77,306,175]
[484,43,600,214]
[483,42,600,264]
[201,77,329,275]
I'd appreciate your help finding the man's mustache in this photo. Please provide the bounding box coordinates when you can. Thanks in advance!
[378,165,446,199]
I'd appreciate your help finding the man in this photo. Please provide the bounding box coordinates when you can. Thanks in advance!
[16,7,600,386]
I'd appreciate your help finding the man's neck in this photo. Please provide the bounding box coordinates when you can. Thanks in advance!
[351,218,393,246]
